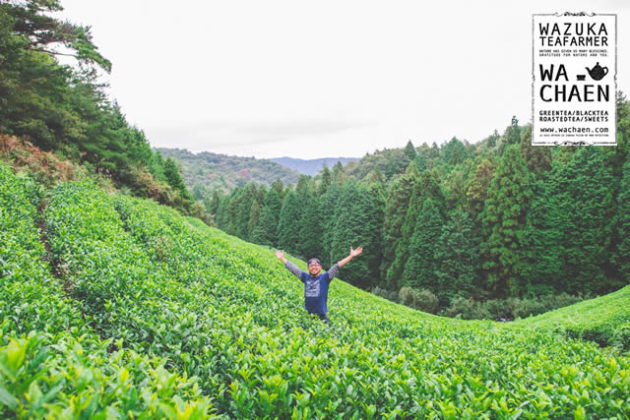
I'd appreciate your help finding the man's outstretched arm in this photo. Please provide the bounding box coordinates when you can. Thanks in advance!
[337,246,363,268]
[276,249,303,279]
[327,247,363,280]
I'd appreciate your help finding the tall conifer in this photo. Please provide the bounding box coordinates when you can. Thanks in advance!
[330,182,383,289]
[550,147,616,294]
[277,191,302,256]
[402,199,443,291]
[480,144,533,297]
[250,188,282,246]
[434,210,479,303]
[381,162,419,288]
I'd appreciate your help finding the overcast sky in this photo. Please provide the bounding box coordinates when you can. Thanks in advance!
[56,0,628,159]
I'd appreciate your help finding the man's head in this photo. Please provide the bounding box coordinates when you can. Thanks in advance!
[307,258,322,277]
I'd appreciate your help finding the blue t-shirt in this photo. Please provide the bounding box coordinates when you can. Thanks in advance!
[285,261,339,314]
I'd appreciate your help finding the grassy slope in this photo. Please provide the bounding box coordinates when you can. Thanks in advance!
[3,167,630,418]
[512,285,630,348]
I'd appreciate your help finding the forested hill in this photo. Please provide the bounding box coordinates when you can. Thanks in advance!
[269,156,360,176]
[158,148,301,195]
[0,1,204,221]
[212,106,630,319]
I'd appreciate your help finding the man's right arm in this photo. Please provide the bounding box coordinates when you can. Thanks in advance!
[276,250,303,279]
[284,260,303,279]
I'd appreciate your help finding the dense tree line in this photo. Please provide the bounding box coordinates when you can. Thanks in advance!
[0,1,200,217]
[212,102,630,316]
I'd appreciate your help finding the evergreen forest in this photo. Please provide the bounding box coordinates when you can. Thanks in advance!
[212,109,630,318]
[2,0,629,319]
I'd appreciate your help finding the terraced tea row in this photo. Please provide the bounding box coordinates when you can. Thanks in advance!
[2,169,630,418]
[0,164,214,418]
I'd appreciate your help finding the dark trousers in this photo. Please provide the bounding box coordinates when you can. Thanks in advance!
[316,313,329,325]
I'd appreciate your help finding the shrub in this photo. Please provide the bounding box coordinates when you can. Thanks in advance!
[442,296,490,320]
[443,294,585,321]
[612,322,630,351]
[513,294,583,319]
[371,286,399,302]
[398,287,439,314]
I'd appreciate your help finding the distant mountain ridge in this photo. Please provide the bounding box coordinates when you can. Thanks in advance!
[270,156,360,176]
[158,148,301,193]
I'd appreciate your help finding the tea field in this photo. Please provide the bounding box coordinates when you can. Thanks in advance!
[1,162,629,418]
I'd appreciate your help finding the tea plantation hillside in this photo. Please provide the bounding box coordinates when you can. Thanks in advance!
[2,162,630,418]
[515,285,630,350]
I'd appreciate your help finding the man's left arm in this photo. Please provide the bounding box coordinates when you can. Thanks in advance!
[338,247,363,268]
[328,247,363,280]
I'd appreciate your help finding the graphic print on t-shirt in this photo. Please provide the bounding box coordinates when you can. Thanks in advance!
[305,279,320,297]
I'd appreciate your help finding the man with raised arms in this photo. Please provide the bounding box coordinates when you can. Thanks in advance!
[275,247,363,324]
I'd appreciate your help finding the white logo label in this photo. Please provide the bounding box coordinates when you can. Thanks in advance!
[532,13,617,146]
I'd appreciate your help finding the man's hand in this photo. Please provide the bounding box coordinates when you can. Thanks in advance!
[350,247,363,258]
[275,249,287,264]
[338,246,363,267]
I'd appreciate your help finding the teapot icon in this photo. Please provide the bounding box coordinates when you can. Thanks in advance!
[585,62,608,81]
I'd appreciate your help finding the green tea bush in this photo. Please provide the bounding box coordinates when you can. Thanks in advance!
[0,163,216,418]
[515,286,630,351]
[0,332,215,419]
[5,174,629,418]
[0,163,82,337]
[512,294,583,318]
[612,322,630,351]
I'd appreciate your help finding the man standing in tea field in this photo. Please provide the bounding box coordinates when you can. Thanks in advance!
[275,247,363,324]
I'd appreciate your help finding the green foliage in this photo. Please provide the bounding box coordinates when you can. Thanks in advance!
[381,163,418,288]
[250,187,282,246]
[0,162,82,336]
[0,162,214,418]
[370,286,400,303]
[0,333,214,419]
[330,181,383,289]
[516,286,630,352]
[318,182,344,267]
[158,148,300,194]
[221,182,263,238]
[616,156,630,280]
[403,140,417,160]
[390,171,445,290]
[402,199,443,291]
[480,144,534,298]
[277,190,302,255]
[441,137,469,166]
[434,210,479,303]
[549,147,618,294]
[297,186,324,259]
[344,147,410,181]
[443,294,584,321]
[0,1,195,217]
[398,287,439,313]
[4,165,630,417]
